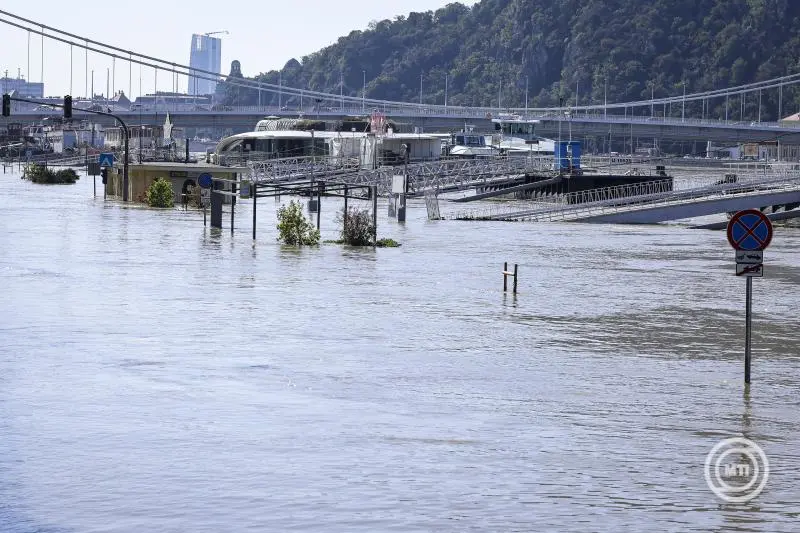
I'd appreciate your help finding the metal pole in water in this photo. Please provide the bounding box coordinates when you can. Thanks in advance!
[231,181,236,233]
[503,262,508,292]
[252,182,257,240]
[316,182,321,231]
[745,276,753,383]
[343,184,348,236]
[371,185,378,246]
[513,264,518,294]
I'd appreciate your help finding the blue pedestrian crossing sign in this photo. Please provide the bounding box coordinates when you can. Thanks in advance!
[727,209,773,251]
[98,152,115,167]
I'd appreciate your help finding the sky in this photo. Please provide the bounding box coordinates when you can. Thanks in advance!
[0,0,478,100]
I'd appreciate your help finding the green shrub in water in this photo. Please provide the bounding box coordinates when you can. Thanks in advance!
[22,163,78,184]
[277,200,320,245]
[145,177,175,208]
[337,206,376,246]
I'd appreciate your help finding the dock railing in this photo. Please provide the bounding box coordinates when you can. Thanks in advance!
[450,169,800,222]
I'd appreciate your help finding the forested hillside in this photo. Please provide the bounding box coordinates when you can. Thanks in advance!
[218,0,800,120]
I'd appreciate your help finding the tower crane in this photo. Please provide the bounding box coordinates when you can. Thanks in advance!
[205,30,229,36]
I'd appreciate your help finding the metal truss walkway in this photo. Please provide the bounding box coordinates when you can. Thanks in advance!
[449,171,800,224]
[248,156,554,195]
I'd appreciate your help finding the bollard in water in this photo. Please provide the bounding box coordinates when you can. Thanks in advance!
[513,264,518,293]
[503,263,518,294]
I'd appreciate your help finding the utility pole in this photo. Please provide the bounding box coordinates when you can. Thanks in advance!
[419,73,423,106]
[779,83,783,121]
[339,70,343,110]
[279,71,282,109]
[445,73,448,108]
[362,70,366,113]
[604,78,607,119]
[725,93,729,121]
[650,83,654,117]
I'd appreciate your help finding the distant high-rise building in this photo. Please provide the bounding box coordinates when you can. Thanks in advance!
[0,75,43,98]
[188,34,222,96]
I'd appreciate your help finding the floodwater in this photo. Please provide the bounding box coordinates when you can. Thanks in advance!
[1,168,799,532]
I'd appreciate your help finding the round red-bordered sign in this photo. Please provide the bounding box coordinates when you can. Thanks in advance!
[726,209,773,251]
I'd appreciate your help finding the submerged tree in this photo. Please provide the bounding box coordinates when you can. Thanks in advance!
[277,200,320,245]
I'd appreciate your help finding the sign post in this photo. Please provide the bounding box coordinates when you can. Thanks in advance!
[726,209,773,384]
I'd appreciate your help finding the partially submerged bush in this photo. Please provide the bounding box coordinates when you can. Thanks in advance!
[337,206,376,246]
[22,163,78,184]
[375,238,401,247]
[145,177,175,208]
[277,200,320,245]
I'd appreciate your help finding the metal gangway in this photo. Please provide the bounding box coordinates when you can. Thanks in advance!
[248,155,554,195]
[450,170,800,223]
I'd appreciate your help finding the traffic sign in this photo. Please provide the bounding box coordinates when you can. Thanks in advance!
[727,209,773,251]
[98,152,115,167]
[391,175,406,194]
[736,263,764,277]
[198,173,213,189]
[735,250,763,265]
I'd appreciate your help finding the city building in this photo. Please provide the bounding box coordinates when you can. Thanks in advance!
[105,115,185,152]
[188,34,222,96]
[0,74,44,98]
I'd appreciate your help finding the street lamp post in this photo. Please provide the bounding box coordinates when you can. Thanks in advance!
[758,89,762,123]
[498,79,502,110]
[682,81,686,122]
[8,95,131,201]
[525,76,528,117]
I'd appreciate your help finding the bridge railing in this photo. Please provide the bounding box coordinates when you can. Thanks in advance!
[450,178,675,220]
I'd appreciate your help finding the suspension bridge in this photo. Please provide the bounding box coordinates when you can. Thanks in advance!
[3,8,800,144]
